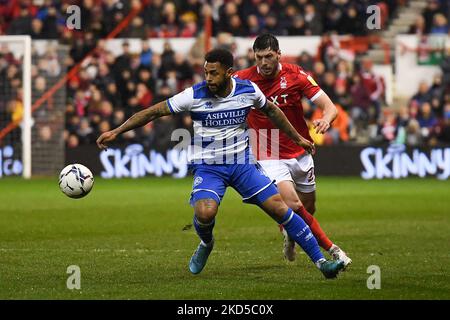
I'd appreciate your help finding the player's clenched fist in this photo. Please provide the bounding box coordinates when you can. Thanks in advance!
[96,131,118,150]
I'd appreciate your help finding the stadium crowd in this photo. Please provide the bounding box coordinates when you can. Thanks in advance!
[1,0,403,38]
[0,0,449,149]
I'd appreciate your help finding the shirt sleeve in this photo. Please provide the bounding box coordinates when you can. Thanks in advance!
[251,81,267,109]
[297,68,323,102]
[166,87,194,113]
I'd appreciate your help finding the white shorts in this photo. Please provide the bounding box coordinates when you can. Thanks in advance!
[258,153,316,193]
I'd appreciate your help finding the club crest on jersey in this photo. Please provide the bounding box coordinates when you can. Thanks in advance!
[204,101,213,109]
[280,77,287,89]
[193,176,203,187]
[237,95,248,106]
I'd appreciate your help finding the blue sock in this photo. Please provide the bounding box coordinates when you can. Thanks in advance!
[278,209,324,264]
[193,215,215,246]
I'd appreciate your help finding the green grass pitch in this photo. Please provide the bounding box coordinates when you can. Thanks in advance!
[0,176,449,299]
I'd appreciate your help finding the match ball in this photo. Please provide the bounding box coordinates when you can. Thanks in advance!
[59,164,94,199]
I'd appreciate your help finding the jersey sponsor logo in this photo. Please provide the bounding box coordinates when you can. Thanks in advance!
[360,144,450,180]
[269,94,289,106]
[191,108,250,127]
[280,76,287,89]
[0,145,23,178]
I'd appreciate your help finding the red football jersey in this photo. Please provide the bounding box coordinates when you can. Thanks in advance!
[234,63,323,160]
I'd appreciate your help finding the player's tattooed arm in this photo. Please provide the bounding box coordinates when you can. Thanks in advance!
[261,101,315,154]
[96,101,171,150]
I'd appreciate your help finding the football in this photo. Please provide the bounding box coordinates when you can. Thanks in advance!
[59,164,94,199]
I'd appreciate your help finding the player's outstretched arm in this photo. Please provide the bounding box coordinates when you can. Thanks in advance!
[261,101,315,155]
[312,93,338,134]
[96,101,172,150]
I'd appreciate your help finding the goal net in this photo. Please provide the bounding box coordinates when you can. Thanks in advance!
[0,36,67,178]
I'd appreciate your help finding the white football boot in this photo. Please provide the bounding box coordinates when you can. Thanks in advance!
[281,227,296,262]
[329,244,352,270]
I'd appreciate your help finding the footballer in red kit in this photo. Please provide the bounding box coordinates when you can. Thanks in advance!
[235,34,352,267]
[236,62,321,160]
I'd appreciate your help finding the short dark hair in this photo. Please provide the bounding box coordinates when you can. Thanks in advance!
[253,33,279,52]
[205,49,234,69]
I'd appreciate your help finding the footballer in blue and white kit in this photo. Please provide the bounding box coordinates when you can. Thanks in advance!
[167,76,278,206]
[96,49,345,279]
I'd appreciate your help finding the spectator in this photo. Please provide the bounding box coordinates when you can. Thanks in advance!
[423,0,445,33]
[297,51,314,73]
[246,15,261,37]
[228,14,246,37]
[255,3,270,30]
[262,14,283,35]
[40,5,58,39]
[172,53,194,84]
[7,7,33,35]
[311,103,350,144]
[437,102,450,142]
[288,15,306,36]
[417,102,439,143]
[2,1,444,149]
[136,83,153,108]
[378,109,398,144]
[126,16,146,38]
[441,48,450,90]
[430,13,449,34]
[405,119,423,146]
[321,72,338,101]
[77,118,94,144]
[409,15,426,36]
[114,41,131,78]
[343,6,365,35]
[350,73,371,133]
[159,2,179,38]
[179,13,198,37]
[143,0,164,35]
[360,58,385,122]
[30,18,44,39]
[67,134,80,148]
[304,4,322,35]
[411,81,432,107]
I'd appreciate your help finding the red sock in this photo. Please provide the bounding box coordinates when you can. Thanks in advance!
[295,206,333,251]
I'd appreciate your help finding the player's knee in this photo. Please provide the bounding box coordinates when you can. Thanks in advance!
[285,199,303,212]
[194,201,218,223]
[270,195,290,219]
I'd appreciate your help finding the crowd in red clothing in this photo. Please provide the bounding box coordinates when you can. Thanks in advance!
[1,0,449,148]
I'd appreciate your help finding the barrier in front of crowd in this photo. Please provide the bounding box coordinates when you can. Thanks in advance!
[65,143,450,180]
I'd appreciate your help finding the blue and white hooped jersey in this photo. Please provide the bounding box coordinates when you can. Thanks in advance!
[167,77,267,164]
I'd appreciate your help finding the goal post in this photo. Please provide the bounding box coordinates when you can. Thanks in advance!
[0,36,67,179]
[0,35,32,179]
